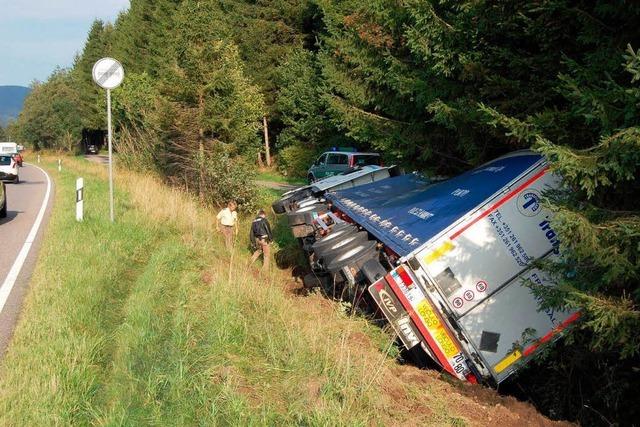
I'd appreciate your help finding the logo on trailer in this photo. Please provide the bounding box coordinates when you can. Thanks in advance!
[396,316,421,348]
[452,297,464,309]
[539,217,561,254]
[517,189,542,217]
[379,289,399,314]
[463,290,475,301]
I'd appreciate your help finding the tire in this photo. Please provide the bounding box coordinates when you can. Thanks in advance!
[326,240,378,273]
[272,199,287,214]
[14,175,19,184]
[0,194,6,218]
[272,188,313,214]
[286,203,328,226]
[296,197,320,209]
[308,174,315,184]
[315,232,370,264]
[311,224,358,253]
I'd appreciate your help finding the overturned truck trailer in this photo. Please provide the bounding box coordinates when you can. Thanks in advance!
[276,151,577,385]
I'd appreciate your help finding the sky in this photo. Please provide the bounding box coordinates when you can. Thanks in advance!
[0,0,130,87]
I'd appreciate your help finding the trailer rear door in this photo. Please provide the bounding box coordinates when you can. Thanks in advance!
[457,266,580,382]
[413,164,578,382]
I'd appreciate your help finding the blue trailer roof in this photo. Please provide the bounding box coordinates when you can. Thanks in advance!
[326,152,545,257]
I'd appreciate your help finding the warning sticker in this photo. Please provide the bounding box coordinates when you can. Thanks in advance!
[416,300,459,359]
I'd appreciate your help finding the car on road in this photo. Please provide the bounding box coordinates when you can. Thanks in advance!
[0,154,20,183]
[307,149,382,183]
[0,181,6,218]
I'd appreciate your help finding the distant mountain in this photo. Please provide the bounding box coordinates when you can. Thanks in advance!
[0,86,30,126]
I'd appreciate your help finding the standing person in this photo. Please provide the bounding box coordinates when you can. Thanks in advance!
[216,201,238,249]
[250,209,273,270]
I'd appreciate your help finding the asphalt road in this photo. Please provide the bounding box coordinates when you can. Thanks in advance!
[0,164,52,356]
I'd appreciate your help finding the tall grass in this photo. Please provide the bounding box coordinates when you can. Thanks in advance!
[0,156,468,426]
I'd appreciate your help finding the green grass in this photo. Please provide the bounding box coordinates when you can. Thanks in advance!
[0,156,471,426]
[256,170,306,186]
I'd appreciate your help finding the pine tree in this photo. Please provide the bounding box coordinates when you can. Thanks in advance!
[71,19,112,130]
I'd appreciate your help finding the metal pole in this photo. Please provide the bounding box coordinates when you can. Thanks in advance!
[107,89,114,222]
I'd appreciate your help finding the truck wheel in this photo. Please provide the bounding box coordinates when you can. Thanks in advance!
[311,224,358,252]
[286,203,328,226]
[316,232,370,264]
[272,188,313,214]
[295,197,321,209]
[326,240,378,273]
[272,199,287,214]
[308,174,315,184]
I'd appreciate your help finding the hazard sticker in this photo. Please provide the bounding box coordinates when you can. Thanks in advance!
[476,281,488,292]
[463,290,475,301]
[452,297,464,309]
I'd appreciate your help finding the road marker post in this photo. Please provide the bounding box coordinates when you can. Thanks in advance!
[58,159,61,172]
[92,57,124,223]
[76,178,84,222]
[37,154,40,164]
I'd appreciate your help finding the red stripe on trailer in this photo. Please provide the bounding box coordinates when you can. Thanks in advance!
[522,312,581,357]
[384,273,457,377]
[449,167,549,240]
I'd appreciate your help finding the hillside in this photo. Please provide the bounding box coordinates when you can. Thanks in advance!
[0,85,29,126]
[0,156,568,426]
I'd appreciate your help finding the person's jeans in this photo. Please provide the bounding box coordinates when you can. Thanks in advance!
[251,238,271,269]
[221,225,234,249]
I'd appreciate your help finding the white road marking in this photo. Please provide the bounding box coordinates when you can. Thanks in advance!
[0,164,52,314]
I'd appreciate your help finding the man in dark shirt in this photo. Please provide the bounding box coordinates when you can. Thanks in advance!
[250,209,273,270]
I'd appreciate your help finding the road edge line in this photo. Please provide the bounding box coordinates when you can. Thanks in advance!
[0,163,52,313]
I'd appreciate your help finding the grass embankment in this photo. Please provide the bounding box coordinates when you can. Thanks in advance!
[256,169,306,186]
[0,156,550,426]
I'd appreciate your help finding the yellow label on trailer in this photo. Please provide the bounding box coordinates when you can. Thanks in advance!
[423,241,455,265]
[494,350,522,373]
[415,300,459,359]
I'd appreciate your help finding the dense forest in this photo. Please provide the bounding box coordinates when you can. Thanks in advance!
[7,1,639,424]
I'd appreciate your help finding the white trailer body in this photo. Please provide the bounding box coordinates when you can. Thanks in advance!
[328,151,578,384]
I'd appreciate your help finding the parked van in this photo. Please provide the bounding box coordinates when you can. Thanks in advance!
[307,148,382,183]
[274,150,576,385]
[0,142,18,154]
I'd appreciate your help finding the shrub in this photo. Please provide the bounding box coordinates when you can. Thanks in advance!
[165,140,259,213]
[277,143,318,179]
